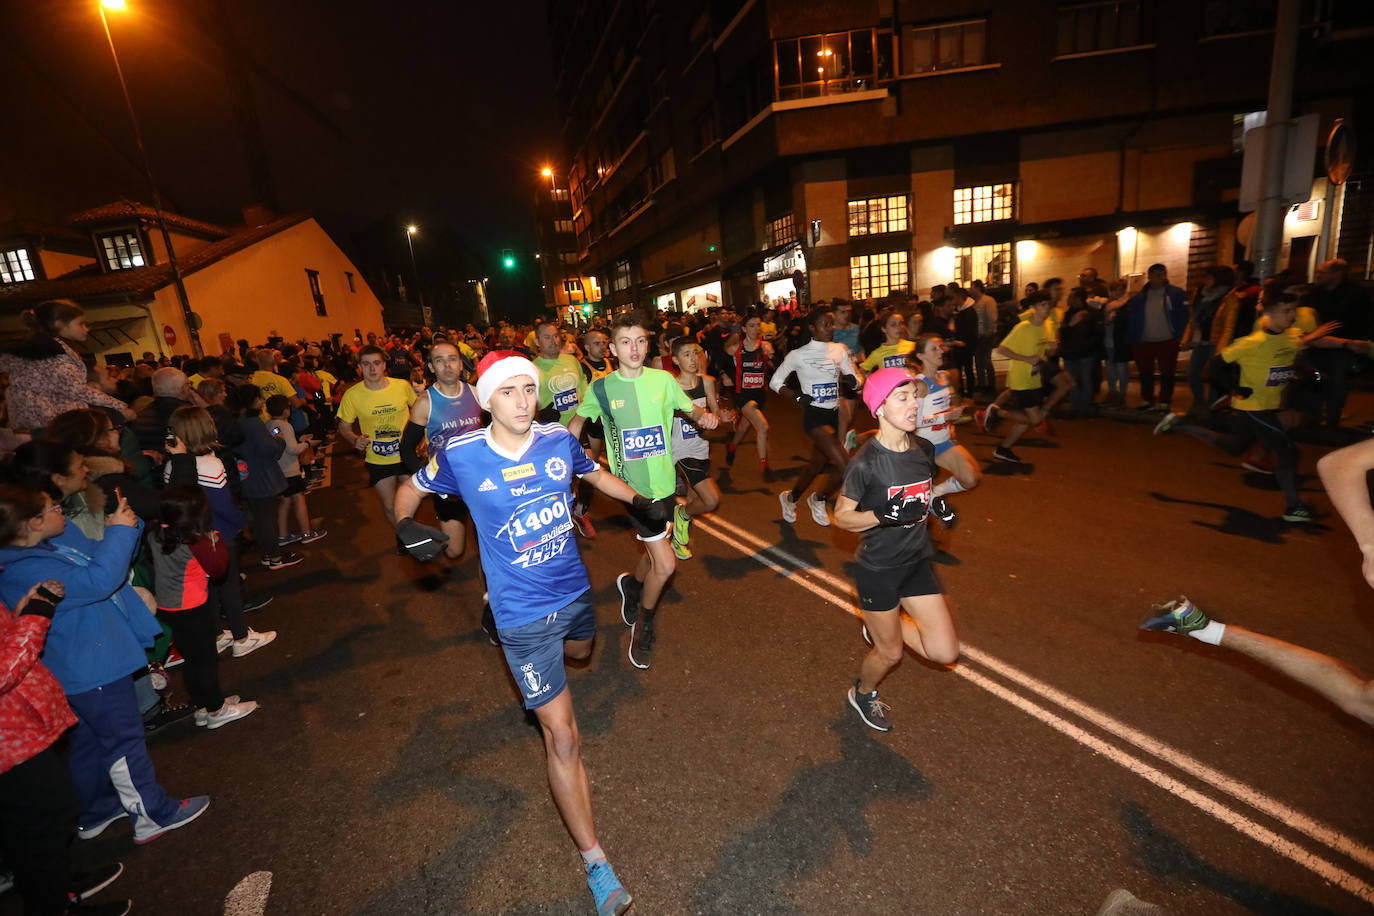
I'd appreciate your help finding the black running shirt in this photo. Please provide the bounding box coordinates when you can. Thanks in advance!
[842,434,937,570]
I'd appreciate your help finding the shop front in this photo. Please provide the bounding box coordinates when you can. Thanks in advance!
[759,245,806,308]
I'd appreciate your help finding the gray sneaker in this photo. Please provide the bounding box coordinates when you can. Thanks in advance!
[847,681,892,731]
[779,490,797,524]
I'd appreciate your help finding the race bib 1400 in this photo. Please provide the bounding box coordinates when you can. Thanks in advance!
[621,425,667,460]
[505,492,573,553]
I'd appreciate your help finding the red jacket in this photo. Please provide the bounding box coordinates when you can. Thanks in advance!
[0,610,77,773]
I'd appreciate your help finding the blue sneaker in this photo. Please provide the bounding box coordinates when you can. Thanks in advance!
[586,860,632,916]
[1139,596,1210,635]
[133,795,210,845]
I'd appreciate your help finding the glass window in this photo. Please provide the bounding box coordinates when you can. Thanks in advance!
[955,243,1012,287]
[847,195,908,236]
[953,184,1015,225]
[305,268,326,316]
[1056,0,1145,56]
[99,231,146,271]
[612,258,632,292]
[850,251,909,299]
[0,247,35,284]
[775,28,895,100]
[767,213,795,247]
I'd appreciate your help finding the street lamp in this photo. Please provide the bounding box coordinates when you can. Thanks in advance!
[98,0,203,357]
[405,225,422,308]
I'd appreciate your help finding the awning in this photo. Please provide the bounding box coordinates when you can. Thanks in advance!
[720,240,797,280]
[943,202,1239,247]
[639,260,720,293]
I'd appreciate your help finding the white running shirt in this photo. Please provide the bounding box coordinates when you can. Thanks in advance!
[769,341,857,409]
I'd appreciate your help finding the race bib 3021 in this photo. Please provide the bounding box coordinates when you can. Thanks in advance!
[621,425,667,460]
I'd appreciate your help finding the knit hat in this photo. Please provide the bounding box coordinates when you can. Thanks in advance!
[862,367,916,417]
[475,351,540,409]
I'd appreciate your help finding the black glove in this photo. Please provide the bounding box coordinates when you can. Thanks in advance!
[19,598,56,620]
[877,493,926,527]
[794,392,814,407]
[929,495,957,529]
[631,494,674,526]
[396,517,449,562]
[1236,386,1254,399]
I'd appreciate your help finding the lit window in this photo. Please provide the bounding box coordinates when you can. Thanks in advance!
[774,28,895,101]
[99,231,146,271]
[555,219,575,233]
[1056,0,1144,57]
[904,19,987,74]
[612,258,632,292]
[767,213,795,247]
[954,243,1012,287]
[848,196,908,236]
[0,247,35,284]
[305,268,326,316]
[850,251,908,299]
[552,188,570,201]
[953,184,1014,225]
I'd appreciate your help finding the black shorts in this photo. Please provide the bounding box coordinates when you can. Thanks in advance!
[626,495,674,542]
[803,405,839,432]
[367,462,409,486]
[282,475,306,496]
[734,389,767,410]
[677,457,710,487]
[1010,388,1045,411]
[855,559,942,611]
[432,493,469,523]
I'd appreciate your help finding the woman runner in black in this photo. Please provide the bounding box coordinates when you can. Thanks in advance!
[834,368,961,732]
[725,314,773,477]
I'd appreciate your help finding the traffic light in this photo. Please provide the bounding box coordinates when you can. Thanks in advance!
[582,302,592,317]
[501,248,515,269]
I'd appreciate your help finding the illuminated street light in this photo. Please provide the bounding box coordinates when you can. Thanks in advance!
[98,0,203,356]
[541,167,553,178]
[404,224,421,306]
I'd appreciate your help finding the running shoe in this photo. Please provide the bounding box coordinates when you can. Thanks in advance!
[480,597,501,646]
[147,664,168,691]
[164,648,185,668]
[726,442,738,466]
[1152,412,1182,436]
[844,430,858,451]
[671,538,692,560]
[72,861,124,902]
[672,504,691,547]
[847,682,892,732]
[1139,596,1209,635]
[77,811,126,841]
[194,695,239,726]
[203,699,259,730]
[133,796,210,845]
[616,574,640,626]
[231,628,277,658]
[241,594,273,614]
[1281,504,1316,523]
[298,528,328,544]
[778,490,797,524]
[992,447,1023,464]
[277,533,302,547]
[629,607,655,669]
[586,860,633,916]
[261,552,304,571]
[807,492,831,527]
[1241,457,1276,475]
[143,700,194,735]
[930,495,957,529]
[975,406,994,431]
[572,510,597,539]
[216,629,234,654]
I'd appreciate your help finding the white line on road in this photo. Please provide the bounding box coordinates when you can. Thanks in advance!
[693,514,1374,900]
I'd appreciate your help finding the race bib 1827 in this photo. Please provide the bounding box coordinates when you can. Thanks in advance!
[811,381,838,402]
[621,425,667,460]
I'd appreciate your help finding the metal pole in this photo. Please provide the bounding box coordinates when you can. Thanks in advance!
[405,229,422,307]
[99,6,203,357]
[1250,0,1301,280]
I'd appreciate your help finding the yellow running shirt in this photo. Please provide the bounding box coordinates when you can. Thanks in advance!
[1221,327,1300,412]
[1001,319,1053,390]
[860,340,915,371]
[337,377,417,464]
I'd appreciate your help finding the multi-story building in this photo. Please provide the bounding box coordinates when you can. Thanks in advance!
[535,169,603,320]
[546,0,1373,314]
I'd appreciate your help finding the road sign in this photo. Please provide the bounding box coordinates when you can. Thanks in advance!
[163,324,177,347]
[1238,112,1320,212]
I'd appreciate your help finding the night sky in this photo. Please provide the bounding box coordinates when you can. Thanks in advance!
[1,0,559,316]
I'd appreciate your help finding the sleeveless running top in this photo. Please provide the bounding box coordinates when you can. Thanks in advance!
[425,383,483,454]
[670,378,710,461]
[735,340,770,392]
[916,370,953,448]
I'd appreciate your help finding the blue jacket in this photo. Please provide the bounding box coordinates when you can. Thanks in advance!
[0,521,161,696]
[231,414,287,499]
[1126,284,1189,344]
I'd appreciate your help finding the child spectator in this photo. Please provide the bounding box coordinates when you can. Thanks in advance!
[264,395,325,546]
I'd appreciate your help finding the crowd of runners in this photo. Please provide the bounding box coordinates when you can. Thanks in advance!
[0,259,1371,914]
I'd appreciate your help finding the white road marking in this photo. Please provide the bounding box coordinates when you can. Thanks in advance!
[224,870,272,916]
[693,514,1374,900]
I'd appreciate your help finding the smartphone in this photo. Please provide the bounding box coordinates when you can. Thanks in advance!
[164,425,177,449]
[35,585,61,604]
[270,427,281,437]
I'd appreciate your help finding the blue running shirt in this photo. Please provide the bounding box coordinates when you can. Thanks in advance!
[424,383,483,454]
[412,423,596,628]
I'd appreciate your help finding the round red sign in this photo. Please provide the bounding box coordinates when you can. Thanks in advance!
[162,324,177,347]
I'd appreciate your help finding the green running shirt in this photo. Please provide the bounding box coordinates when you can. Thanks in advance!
[577,368,694,498]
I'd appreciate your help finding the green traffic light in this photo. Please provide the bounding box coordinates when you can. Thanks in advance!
[503,257,515,268]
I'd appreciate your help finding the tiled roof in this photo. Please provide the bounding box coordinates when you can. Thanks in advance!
[0,212,312,308]
[69,199,234,240]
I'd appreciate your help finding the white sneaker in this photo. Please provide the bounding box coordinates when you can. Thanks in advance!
[778,490,797,524]
[231,629,277,658]
[194,695,240,726]
[807,492,831,526]
[203,700,258,730]
[215,630,233,654]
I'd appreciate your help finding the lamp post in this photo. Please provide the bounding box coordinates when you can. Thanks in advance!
[542,165,575,322]
[98,0,203,357]
[405,225,421,304]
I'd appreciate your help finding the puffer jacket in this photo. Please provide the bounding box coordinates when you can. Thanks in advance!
[0,606,76,773]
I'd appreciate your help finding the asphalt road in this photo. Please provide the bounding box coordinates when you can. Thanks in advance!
[30,393,1374,915]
